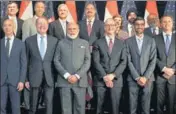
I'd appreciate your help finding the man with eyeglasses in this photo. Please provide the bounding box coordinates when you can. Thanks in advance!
[92,18,127,114]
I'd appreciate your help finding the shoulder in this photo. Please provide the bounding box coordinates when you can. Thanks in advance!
[25,34,37,43]
[78,38,89,46]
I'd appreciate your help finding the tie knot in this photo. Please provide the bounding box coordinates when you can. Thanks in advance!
[88,20,91,24]
[166,34,170,37]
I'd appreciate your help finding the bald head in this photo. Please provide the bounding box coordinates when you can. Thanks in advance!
[67,22,80,39]
[3,19,15,37]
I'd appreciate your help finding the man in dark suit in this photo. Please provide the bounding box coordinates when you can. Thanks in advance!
[92,18,127,114]
[48,4,68,40]
[125,17,156,114]
[1,1,23,40]
[79,3,104,48]
[0,19,27,114]
[155,15,176,114]
[54,22,91,114]
[144,13,162,38]
[25,17,58,114]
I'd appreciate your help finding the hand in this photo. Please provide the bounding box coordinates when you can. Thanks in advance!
[17,82,24,91]
[103,74,115,82]
[137,77,147,86]
[68,75,78,84]
[25,82,30,89]
[163,68,175,77]
[105,81,114,88]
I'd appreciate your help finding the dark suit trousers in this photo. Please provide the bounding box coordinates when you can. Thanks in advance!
[96,86,122,114]
[29,77,53,114]
[1,83,21,114]
[156,82,176,114]
[129,81,153,114]
[59,87,86,114]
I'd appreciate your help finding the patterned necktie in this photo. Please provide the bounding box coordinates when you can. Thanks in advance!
[6,38,10,57]
[40,36,46,59]
[165,34,171,56]
[109,39,114,53]
[87,21,92,36]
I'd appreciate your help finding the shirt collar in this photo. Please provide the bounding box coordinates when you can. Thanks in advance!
[5,35,14,41]
[37,33,47,39]
[8,16,17,20]
[135,34,144,40]
[59,18,67,23]
[86,17,95,24]
[105,35,115,42]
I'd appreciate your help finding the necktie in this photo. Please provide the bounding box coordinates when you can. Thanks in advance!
[109,39,114,53]
[87,21,92,36]
[165,34,171,56]
[63,21,67,36]
[40,36,46,59]
[6,38,10,57]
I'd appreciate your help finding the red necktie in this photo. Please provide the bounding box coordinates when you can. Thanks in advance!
[109,39,114,53]
[87,21,92,36]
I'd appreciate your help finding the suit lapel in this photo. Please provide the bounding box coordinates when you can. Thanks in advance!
[1,38,8,60]
[110,38,118,58]
[90,20,96,37]
[57,20,65,38]
[9,39,17,59]
[43,36,51,60]
[132,37,140,56]
[140,36,148,57]
[167,33,175,56]
[102,37,110,57]
[83,20,89,37]
[160,34,168,56]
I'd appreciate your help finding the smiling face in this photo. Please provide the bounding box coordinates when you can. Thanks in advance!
[34,2,45,17]
[104,18,116,36]
[161,16,173,32]
[134,19,145,35]
[85,3,96,19]
[58,4,68,20]
[7,2,18,16]
[36,17,49,35]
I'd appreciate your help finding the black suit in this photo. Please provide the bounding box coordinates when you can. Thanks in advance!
[79,19,104,46]
[144,27,162,38]
[48,19,67,41]
[1,16,23,40]
[155,33,176,114]
[92,37,127,114]
[25,34,58,114]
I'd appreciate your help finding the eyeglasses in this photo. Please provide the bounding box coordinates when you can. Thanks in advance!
[105,24,116,27]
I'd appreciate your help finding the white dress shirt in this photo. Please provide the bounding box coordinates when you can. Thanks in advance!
[59,18,67,36]
[162,32,172,44]
[128,23,133,37]
[105,35,115,46]
[37,34,47,59]
[5,36,15,56]
[151,27,159,35]
[135,34,144,54]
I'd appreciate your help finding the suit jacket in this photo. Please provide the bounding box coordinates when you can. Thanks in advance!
[125,35,156,84]
[25,34,58,87]
[0,38,27,86]
[1,16,24,40]
[124,23,136,37]
[92,37,127,87]
[54,37,91,88]
[78,19,104,46]
[144,27,162,38]
[155,33,176,84]
[22,17,37,41]
[48,19,66,41]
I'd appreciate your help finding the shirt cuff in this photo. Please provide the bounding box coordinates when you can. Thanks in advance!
[64,73,71,79]
[75,74,80,79]
[162,66,166,72]
[135,77,140,81]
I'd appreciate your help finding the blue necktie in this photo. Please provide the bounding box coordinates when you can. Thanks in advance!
[40,36,45,59]
[6,38,10,57]
[165,34,171,56]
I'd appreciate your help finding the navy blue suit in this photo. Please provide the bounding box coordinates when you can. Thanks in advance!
[0,38,27,114]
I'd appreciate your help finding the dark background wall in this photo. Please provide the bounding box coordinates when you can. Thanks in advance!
[1,1,168,21]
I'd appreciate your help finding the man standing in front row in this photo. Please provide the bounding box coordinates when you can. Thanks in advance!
[126,17,156,114]
[155,15,176,114]
[92,18,127,114]
[54,22,91,114]
[1,19,27,114]
[25,17,58,114]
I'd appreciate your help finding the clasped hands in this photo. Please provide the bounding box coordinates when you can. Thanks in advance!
[163,67,175,80]
[67,75,79,84]
[103,74,115,88]
[136,77,148,87]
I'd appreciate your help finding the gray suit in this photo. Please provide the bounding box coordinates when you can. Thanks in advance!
[155,33,176,114]
[54,37,91,114]
[25,34,58,114]
[126,35,156,114]
[1,38,27,114]
[22,17,37,41]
